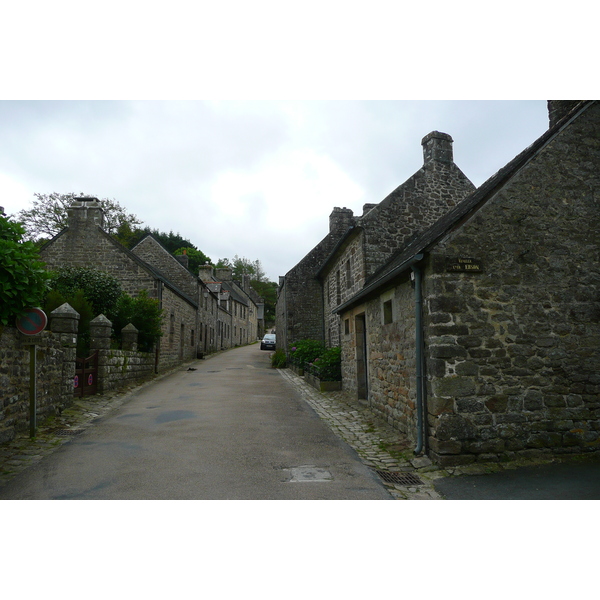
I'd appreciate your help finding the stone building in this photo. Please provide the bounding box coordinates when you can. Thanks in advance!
[197,265,260,351]
[333,100,600,465]
[40,200,261,369]
[317,131,475,349]
[276,207,356,351]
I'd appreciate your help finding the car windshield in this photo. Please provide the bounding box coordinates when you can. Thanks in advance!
[264,334,276,341]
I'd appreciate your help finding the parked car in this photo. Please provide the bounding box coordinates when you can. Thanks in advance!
[260,333,276,350]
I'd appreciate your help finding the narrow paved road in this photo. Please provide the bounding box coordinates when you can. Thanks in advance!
[0,345,391,499]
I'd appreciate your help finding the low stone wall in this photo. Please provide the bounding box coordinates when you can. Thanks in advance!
[98,349,155,393]
[0,325,76,443]
[304,371,342,392]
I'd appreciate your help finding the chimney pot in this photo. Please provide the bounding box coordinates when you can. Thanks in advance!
[421,131,454,165]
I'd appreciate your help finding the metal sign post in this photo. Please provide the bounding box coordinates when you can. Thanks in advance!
[29,345,37,438]
[16,308,48,439]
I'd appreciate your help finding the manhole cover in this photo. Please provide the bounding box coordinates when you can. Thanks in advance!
[288,466,333,482]
[375,470,423,486]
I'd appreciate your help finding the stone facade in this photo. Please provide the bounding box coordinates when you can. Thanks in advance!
[319,132,474,350]
[276,207,355,351]
[281,101,600,466]
[421,101,600,465]
[0,325,76,443]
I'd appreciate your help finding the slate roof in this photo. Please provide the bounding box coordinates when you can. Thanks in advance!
[335,101,594,314]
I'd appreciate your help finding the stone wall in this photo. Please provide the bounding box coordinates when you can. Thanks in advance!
[98,348,155,393]
[424,103,600,466]
[276,207,355,351]
[41,203,158,299]
[364,280,418,441]
[159,285,199,369]
[323,232,364,347]
[361,132,475,279]
[0,325,76,443]
[132,236,198,300]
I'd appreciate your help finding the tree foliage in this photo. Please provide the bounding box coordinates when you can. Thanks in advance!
[116,225,199,254]
[173,247,212,274]
[216,255,266,282]
[15,192,142,241]
[48,266,123,318]
[0,215,51,326]
[110,290,163,352]
[250,279,278,324]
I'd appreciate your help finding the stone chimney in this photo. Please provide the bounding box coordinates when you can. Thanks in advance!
[66,196,105,230]
[175,252,189,269]
[198,264,214,281]
[215,267,233,281]
[329,207,354,233]
[362,203,377,216]
[422,131,454,165]
[548,101,582,128]
[241,274,251,292]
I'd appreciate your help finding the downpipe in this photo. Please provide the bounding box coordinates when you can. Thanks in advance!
[411,264,426,455]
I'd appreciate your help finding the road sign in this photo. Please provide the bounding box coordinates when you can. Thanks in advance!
[16,308,48,335]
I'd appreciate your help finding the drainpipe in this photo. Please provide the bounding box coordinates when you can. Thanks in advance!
[411,263,426,455]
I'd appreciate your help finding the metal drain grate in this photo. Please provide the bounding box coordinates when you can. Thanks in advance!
[375,470,423,486]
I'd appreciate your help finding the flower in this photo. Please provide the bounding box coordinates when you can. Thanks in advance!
[291,347,297,351]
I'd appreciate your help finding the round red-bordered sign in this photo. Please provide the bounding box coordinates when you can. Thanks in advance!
[16,308,48,335]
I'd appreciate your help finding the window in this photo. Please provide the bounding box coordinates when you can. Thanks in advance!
[383,299,393,325]
[336,270,341,305]
[191,329,195,346]
[344,318,350,335]
[346,257,352,289]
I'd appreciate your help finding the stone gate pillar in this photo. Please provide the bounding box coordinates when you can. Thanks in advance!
[89,314,112,351]
[49,302,80,347]
[121,323,139,351]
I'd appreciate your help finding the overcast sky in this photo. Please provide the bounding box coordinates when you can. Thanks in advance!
[1,100,551,281]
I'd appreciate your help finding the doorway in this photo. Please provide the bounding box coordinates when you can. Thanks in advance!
[355,314,368,400]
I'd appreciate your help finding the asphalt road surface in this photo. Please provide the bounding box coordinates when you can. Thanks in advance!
[434,454,600,499]
[0,344,391,500]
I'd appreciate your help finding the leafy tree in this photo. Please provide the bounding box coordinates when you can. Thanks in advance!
[116,225,200,256]
[48,266,123,318]
[15,192,142,241]
[110,290,163,352]
[216,255,266,282]
[173,247,212,274]
[250,279,278,324]
[0,215,51,326]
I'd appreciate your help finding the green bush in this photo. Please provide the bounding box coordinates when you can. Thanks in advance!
[48,266,122,317]
[309,346,342,381]
[110,290,163,352]
[0,215,51,326]
[270,349,287,369]
[288,339,325,369]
